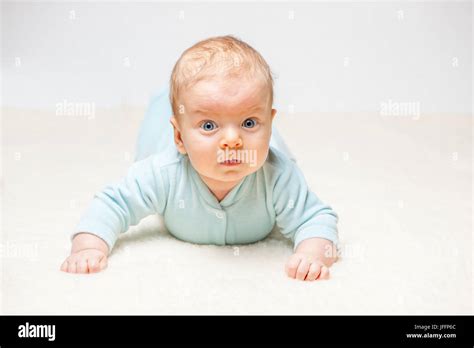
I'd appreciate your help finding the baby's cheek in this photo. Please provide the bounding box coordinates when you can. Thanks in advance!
[188,138,216,159]
[257,144,270,163]
[191,151,215,169]
[245,145,268,171]
[192,147,221,173]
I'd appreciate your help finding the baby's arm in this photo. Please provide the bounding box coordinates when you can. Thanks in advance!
[272,160,339,281]
[61,156,167,274]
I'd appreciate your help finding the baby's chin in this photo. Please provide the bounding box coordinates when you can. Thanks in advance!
[220,163,263,180]
[202,163,263,183]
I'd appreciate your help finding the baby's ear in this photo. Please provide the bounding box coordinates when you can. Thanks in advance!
[271,108,277,121]
[169,116,187,155]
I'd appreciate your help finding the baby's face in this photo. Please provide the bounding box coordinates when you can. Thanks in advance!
[170,76,276,184]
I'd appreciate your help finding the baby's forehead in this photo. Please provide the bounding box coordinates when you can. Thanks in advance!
[182,79,270,113]
[190,95,265,112]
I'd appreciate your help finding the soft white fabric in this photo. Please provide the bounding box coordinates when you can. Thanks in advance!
[1,107,471,314]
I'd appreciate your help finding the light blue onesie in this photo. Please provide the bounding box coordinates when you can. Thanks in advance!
[72,88,339,254]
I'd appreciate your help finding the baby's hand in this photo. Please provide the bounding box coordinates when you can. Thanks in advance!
[60,248,108,274]
[285,253,330,281]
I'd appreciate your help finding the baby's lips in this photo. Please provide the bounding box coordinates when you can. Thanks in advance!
[220,159,242,164]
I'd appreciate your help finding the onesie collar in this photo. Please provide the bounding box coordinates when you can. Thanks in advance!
[186,156,255,209]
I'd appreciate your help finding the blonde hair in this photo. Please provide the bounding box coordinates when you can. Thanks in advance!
[170,35,274,116]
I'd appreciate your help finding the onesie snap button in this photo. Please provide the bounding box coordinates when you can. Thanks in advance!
[215,211,224,219]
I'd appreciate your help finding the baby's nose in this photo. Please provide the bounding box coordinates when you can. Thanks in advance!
[220,129,242,149]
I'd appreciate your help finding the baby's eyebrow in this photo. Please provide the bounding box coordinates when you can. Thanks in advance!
[245,105,264,113]
[192,109,209,115]
[191,105,264,116]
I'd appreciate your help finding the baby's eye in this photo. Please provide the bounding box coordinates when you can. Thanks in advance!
[201,121,217,131]
[242,118,257,128]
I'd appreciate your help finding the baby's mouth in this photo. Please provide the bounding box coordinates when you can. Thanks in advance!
[220,159,242,165]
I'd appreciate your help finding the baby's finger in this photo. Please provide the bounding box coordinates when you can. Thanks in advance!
[76,259,88,274]
[305,262,322,281]
[295,259,311,281]
[87,258,101,273]
[60,260,69,272]
[285,255,302,279]
[99,256,108,271]
[318,265,330,280]
[67,260,77,273]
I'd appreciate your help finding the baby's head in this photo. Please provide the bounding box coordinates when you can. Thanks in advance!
[169,35,277,184]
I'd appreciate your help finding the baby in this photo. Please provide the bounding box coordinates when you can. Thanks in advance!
[60,35,339,281]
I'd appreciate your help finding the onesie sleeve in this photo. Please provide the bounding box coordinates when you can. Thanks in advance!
[272,161,339,252]
[71,156,168,254]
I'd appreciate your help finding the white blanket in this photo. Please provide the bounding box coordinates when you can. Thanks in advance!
[1,108,471,314]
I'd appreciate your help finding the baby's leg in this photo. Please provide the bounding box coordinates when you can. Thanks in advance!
[134,87,178,162]
[270,125,297,163]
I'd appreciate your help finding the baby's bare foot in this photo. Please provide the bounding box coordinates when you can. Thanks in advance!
[60,249,108,274]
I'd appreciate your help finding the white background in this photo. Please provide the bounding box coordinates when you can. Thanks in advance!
[2,1,472,113]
